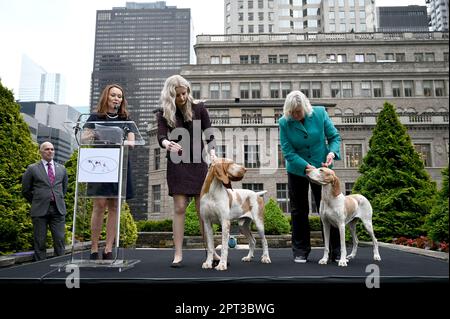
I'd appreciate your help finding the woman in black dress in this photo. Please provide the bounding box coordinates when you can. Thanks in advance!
[83,84,135,260]
[156,75,216,267]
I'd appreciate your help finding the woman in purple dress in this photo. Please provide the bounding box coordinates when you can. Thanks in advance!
[156,75,216,267]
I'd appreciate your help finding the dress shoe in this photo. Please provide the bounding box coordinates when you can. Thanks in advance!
[170,261,183,268]
[90,252,99,260]
[102,251,113,260]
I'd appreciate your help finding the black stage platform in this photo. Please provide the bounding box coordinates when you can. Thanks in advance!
[1,247,448,317]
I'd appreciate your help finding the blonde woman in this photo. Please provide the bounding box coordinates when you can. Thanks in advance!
[156,75,216,267]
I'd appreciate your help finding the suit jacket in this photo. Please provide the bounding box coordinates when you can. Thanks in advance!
[22,161,68,217]
[279,106,341,177]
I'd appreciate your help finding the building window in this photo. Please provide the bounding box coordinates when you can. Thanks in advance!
[425,53,435,62]
[242,108,262,124]
[242,183,264,191]
[297,54,307,63]
[239,0,244,9]
[360,81,371,97]
[392,81,401,97]
[423,80,433,97]
[279,55,289,63]
[244,145,260,168]
[191,83,201,99]
[221,82,231,99]
[250,55,260,64]
[240,55,249,64]
[308,54,317,63]
[240,82,250,99]
[239,12,244,21]
[281,82,291,98]
[414,53,424,62]
[215,145,227,158]
[345,144,362,168]
[345,183,354,196]
[222,56,231,64]
[300,82,310,98]
[270,82,280,98]
[395,53,405,62]
[342,81,353,97]
[373,81,383,97]
[384,53,394,60]
[337,54,347,63]
[258,0,264,9]
[274,108,283,123]
[251,82,261,98]
[367,53,376,62]
[210,56,220,64]
[312,82,321,98]
[327,54,336,62]
[248,12,254,21]
[276,183,290,213]
[404,80,413,97]
[248,25,254,33]
[278,144,285,168]
[435,80,445,97]
[331,81,341,98]
[209,83,220,99]
[154,148,160,170]
[444,52,449,62]
[355,54,365,62]
[269,55,277,63]
[152,185,161,213]
[258,24,264,32]
[414,144,431,167]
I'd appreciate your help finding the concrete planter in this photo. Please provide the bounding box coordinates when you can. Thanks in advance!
[136,231,323,248]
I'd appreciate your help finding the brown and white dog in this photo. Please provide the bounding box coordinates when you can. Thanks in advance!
[306,167,381,267]
[200,158,271,271]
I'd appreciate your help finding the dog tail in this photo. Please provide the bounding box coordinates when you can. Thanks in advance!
[255,190,267,196]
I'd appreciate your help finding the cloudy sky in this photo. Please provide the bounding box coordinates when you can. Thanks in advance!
[0,0,427,107]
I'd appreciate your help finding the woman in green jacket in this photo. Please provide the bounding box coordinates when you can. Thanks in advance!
[279,90,342,263]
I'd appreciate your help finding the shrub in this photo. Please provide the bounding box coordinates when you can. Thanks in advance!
[263,198,290,235]
[185,199,202,236]
[119,204,138,247]
[136,219,172,232]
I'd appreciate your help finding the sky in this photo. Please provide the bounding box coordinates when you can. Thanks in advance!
[0,0,427,107]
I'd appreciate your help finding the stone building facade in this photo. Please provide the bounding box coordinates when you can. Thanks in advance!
[147,31,449,219]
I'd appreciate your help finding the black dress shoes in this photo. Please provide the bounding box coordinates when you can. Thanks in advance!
[170,261,183,268]
[103,251,113,260]
[90,252,99,260]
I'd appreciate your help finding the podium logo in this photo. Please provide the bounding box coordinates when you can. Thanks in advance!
[80,157,118,174]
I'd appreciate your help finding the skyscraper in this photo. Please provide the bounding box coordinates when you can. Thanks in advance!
[377,6,429,32]
[18,55,65,103]
[224,0,376,34]
[90,1,191,219]
[427,0,449,31]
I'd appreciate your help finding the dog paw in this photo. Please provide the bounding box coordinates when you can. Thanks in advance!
[202,261,213,269]
[338,259,348,267]
[261,255,271,264]
[215,262,227,271]
[318,258,328,264]
[374,254,381,261]
[241,256,253,262]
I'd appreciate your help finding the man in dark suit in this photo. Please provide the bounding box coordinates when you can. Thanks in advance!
[22,141,68,261]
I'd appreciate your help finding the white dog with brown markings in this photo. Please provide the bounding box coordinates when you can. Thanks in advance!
[200,158,271,271]
[306,167,381,267]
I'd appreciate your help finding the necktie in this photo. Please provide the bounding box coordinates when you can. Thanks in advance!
[47,162,55,185]
[47,163,56,202]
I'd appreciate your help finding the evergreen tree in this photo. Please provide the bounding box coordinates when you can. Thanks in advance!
[425,167,448,243]
[0,81,39,254]
[353,102,437,242]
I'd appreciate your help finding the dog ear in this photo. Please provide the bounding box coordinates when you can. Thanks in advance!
[214,162,230,185]
[331,173,341,197]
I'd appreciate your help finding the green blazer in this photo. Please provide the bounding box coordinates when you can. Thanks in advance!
[279,106,341,177]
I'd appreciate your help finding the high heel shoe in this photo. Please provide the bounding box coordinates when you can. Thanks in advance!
[170,260,183,268]
[102,251,113,260]
[90,252,99,260]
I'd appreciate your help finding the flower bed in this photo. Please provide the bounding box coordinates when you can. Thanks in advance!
[393,236,448,253]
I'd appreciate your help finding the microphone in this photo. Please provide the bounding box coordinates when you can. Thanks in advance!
[113,103,120,113]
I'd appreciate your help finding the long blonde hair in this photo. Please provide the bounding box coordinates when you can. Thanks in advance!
[160,75,194,128]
